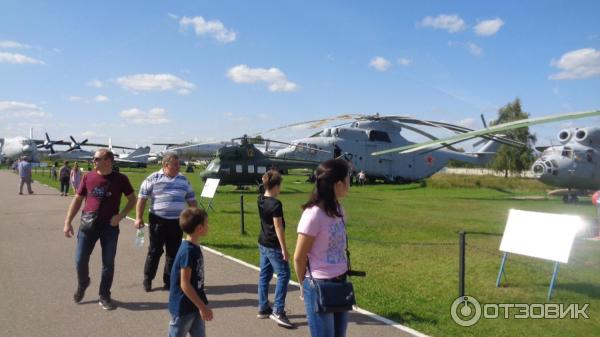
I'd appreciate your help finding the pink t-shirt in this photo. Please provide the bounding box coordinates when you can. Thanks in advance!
[297,205,348,279]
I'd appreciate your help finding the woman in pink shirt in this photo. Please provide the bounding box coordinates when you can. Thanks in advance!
[70,162,82,193]
[294,159,351,337]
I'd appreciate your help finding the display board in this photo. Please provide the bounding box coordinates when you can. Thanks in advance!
[200,178,220,199]
[499,209,583,263]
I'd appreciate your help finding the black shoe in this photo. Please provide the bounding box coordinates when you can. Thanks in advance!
[143,279,152,292]
[257,307,272,319]
[73,278,90,303]
[270,311,295,329]
[99,296,116,310]
[162,283,170,291]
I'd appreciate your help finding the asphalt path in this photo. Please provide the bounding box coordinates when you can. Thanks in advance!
[0,170,422,337]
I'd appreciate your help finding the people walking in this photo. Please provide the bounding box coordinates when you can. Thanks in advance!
[256,170,294,329]
[135,153,197,292]
[294,159,353,337]
[63,149,136,310]
[59,161,70,196]
[18,156,34,195]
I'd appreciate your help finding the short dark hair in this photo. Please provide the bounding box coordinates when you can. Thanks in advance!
[261,169,282,190]
[179,207,208,234]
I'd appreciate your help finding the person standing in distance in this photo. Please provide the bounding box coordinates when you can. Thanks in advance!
[135,153,197,292]
[63,149,136,310]
[256,170,295,328]
[18,156,34,195]
[294,159,352,337]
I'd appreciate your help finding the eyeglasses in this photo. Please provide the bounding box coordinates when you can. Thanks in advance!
[92,157,105,162]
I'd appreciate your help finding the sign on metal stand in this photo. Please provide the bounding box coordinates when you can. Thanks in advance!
[496,209,583,300]
[199,178,220,211]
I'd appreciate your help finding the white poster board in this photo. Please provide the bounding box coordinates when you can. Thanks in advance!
[499,209,584,263]
[201,178,220,199]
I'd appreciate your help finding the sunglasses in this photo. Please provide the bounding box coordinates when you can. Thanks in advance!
[92,156,106,162]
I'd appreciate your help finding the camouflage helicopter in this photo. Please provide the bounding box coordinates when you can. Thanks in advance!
[199,135,321,186]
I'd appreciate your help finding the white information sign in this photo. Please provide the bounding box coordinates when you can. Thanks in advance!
[499,209,584,263]
[200,178,220,199]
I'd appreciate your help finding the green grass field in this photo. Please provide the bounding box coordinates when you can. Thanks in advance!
[31,166,600,336]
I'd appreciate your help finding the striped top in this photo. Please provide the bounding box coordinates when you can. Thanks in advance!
[139,169,196,219]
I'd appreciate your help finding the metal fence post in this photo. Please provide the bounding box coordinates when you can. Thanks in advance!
[459,231,466,298]
[240,194,245,234]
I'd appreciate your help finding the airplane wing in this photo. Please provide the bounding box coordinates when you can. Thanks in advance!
[372,109,600,156]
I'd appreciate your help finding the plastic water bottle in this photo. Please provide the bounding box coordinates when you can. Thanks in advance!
[135,228,145,248]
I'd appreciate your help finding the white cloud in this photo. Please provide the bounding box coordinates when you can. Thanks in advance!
[168,13,178,20]
[223,112,233,117]
[369,56,391,71]
[69,96,82,101]
[0,101,46,119]
[448,41,483,56]
[94,95,109,102]
[227,65,298,92]
[116,73,195,94]
[474,18,504,36]
[0,51,44,64]
[0,40,30,49]
[398,57,413,66]
[81,130,97,137]
[179,16,237,43]
[87,79,103,88]
[120,107,170,125]
[466,42,483,56]
[549,48,600,80]
[458,118,478,129]
[420,14,466,33]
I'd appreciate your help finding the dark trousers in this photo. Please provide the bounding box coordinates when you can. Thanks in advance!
[144,213,183,286]
[75,225,119,297]
[60,177,69,194]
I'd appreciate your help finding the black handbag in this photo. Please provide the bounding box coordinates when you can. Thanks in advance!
[307,222,362,313]
[79,176,112,232]
[79,211,98,232]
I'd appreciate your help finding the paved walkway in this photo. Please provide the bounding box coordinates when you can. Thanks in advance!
[0,170,422,337]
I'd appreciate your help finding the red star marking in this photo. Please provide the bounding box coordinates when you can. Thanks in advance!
[426,155,434,166]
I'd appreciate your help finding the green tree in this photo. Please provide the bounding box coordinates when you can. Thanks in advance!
[488,98,537,177]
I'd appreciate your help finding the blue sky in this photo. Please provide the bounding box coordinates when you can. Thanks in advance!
[1,0,599,150]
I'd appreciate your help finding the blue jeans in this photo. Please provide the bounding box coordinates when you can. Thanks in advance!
[75,225,119,297]
[168,312,205,337]
[258,244,290,314]
[303,278,349,337]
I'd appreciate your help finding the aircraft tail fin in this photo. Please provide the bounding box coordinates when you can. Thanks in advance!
[120,146,151,162]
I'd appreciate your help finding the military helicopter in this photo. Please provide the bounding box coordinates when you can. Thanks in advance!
[199,135,321,186]
[274,114,524,183]
[532,126,600,203]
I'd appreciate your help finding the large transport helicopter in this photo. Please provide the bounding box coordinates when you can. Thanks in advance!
[199,135,320,186]
[532,126,600,203]
[274,114,524,183]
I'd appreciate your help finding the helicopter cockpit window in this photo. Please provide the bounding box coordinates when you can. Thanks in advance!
[368,130,391,143]
[561,147,573,159]
[206,162,220,172]
[309,144,317,154]
[236,164,243,173]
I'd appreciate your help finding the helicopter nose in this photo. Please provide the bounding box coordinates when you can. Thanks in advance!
[532,162,546,176]
[22,144,34,153]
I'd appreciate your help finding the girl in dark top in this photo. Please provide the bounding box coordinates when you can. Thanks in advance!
[256,170,294,329]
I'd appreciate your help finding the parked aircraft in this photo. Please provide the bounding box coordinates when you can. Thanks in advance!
[0,136,39,162]
[532,126,600,202]
[200,136,320,186]
[47,146,151,168]
[369,109,600,192]
[275,114,522,182]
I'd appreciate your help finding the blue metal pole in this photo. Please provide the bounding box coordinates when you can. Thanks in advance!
[547,262,560,300]
[496,252,508,287]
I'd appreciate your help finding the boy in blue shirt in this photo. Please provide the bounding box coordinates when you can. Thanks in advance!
[168,207,213,337]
